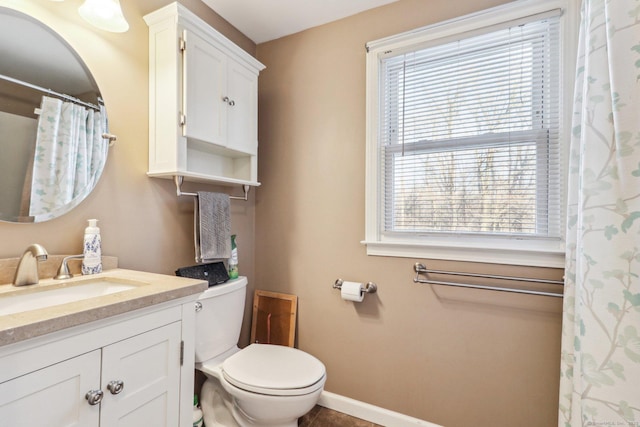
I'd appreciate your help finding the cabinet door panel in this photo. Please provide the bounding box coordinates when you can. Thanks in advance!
[227,61,258,155]
[0,350,101,427]
[100,322,181,427]
[184,29,227,146]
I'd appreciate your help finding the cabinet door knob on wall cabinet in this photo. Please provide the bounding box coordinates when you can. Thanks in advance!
[107,380,125,395]
[85,389,104,405]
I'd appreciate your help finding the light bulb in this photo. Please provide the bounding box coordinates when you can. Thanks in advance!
[78,0,129,33]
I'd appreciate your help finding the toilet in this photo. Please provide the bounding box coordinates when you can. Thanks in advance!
[194,277,326,427]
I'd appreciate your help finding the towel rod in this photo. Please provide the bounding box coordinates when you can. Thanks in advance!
[174,175,251,201]
[413,263,564,298]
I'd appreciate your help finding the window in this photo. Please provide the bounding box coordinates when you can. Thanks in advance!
[364,0,575,267]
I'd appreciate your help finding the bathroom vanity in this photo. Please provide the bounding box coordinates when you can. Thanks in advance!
[0,269,207,427]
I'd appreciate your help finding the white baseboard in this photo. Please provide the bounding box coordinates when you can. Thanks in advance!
[317,391,442,427]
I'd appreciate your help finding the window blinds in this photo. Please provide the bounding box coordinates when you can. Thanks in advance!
[380,12,561,238]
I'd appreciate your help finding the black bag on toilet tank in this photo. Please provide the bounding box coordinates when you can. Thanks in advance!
[175,262,229,287]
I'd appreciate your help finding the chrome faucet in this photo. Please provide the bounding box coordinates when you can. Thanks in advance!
[13,244,48,286]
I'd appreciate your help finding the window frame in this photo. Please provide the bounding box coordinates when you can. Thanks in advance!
[363,0,577,267]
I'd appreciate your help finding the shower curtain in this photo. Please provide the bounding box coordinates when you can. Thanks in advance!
[29,96,107,220]
[559,1,640,426]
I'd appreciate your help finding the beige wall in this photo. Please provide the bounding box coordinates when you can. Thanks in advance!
[255,0,564,426]
[0,0,257,343]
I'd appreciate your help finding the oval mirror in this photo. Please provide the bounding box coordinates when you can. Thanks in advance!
[0,7,110,223]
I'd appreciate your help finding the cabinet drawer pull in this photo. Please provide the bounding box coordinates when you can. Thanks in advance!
[107,380,125,395]
[85,389,103,405]
[195,301,203,312]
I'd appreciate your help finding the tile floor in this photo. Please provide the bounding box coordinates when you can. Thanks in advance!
[298,406,383,427]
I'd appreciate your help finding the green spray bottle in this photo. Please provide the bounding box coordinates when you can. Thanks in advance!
[228,235,238,279]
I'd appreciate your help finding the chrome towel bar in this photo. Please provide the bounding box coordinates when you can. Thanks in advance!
[174,175,251,201]
[413,263,564,298]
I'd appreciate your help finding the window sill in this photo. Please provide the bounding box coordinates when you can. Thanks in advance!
[361,237,565,268]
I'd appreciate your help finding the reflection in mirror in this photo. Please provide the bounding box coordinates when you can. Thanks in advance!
[0,7,110,223]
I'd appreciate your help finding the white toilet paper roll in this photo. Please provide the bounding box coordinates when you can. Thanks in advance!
[341,281,364,302]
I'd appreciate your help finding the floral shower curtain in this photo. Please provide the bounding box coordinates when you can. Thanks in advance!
[29,95,107,220]
[559,1,640,426]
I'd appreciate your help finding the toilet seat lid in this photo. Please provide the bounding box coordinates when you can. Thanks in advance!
[222,344,325,395]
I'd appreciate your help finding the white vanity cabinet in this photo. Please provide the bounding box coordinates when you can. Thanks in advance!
[0,300,195,427]
[99,322,181,426]
[0,349,101,426]
[145,2,265,187]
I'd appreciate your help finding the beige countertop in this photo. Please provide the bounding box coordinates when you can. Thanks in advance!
[0,268,207,347]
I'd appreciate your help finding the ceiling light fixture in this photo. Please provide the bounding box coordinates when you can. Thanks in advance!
[78,0,129,33]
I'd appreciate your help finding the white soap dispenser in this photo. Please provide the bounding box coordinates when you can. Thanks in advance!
[82,219,102,275]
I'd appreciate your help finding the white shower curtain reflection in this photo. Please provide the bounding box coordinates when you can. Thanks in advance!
[559,1,640,426]
[29,96,108,220]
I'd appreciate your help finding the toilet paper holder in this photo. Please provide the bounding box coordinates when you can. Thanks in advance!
[333,279,377,294]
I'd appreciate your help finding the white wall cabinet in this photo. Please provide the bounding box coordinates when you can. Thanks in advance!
[145,2,265,187]
[0,301,196,427]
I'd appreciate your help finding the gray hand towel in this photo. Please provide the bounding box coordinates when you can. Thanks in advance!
[194,192,231,262]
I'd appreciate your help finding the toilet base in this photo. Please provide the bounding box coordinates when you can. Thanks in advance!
[200,378,240,427]
[199,374,319,427]
[230,402,299,427]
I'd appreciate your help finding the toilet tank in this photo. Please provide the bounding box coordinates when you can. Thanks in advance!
[194,277,247,363]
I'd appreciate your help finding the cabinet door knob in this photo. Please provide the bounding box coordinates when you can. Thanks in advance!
[228,100,235,106]
[85,389,104,405]
[107,380,125,395]
[222,96,230,103]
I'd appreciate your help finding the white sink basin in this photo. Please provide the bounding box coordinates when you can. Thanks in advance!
[0,279,144,316]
